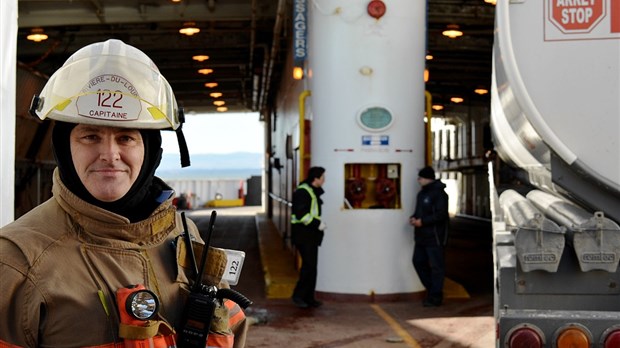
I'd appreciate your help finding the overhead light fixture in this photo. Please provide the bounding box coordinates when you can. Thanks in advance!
[474,88,489,95]
[216,106,228,112]
[210,92,223,98]
[293,67,304,80]
[171,0,182,2]
[425,54,433,60]
[442,24,463,39]
[27,28,48,42]
[179,22,200,36]
[484,0,497,5]
[450,97,464,103]
[204,82,218,88]
[192,55,209,62]
[213,100,226,106]
[432,104,444,111]
[424,68,430,83]
[198,68,213,75]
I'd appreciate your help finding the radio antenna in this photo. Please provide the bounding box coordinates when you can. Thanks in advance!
[181,212,199,277]
[193,210,217,292]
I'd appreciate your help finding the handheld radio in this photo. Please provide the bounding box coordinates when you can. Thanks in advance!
[177,211,252,348]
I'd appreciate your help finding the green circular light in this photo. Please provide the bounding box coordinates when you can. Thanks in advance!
[359,107,392,130]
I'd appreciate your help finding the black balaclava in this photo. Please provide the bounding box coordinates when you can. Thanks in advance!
[52,121,164,222]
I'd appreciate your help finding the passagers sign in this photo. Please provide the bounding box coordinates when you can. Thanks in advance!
[545,0,620,40]
[293,0,307,65]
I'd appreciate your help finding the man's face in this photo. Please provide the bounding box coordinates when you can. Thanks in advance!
[70,124,145,202]
[417,177,433,187]
[313,173,325,188]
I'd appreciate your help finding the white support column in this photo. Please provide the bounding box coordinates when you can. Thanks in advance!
[0,0,18,227]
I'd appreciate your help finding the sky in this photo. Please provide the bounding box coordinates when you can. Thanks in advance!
[161,112,265,154]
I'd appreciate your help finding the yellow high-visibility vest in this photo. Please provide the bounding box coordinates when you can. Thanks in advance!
[291,183,320,226]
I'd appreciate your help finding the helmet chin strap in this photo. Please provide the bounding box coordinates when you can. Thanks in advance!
[176,126,190,168]
[175,106,191,168]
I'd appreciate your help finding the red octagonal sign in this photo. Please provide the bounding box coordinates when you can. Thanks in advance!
[549,0,606,33]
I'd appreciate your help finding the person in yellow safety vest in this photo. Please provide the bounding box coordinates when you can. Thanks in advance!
[291,167,326,308]
[0,39,247,348]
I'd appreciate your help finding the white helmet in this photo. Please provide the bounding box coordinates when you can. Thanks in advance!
[31,39,181,130]
[31,39,191,166]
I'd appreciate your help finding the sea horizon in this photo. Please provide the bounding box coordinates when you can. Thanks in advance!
[156,152,263,180]
[156,167,262,181]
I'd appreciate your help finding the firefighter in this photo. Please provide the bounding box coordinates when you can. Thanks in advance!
[0,39,247,347]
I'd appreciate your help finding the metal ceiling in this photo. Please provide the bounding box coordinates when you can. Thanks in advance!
[16,0,495,115]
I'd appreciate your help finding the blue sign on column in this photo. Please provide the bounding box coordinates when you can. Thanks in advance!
[362,135,389,146]
[293,0,307,65]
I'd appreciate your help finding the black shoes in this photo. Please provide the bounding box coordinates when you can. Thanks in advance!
[292,297,323,308]
[292,297,309,308]
[422,298,442,307]
[307,299,323,308]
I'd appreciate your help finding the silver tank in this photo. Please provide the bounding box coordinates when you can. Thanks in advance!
[490,0,620,222]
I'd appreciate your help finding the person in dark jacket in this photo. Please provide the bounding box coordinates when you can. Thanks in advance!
[291,166,326,308]
[409,166,449,307]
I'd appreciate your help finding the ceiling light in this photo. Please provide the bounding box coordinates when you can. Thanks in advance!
[474,88,489,95]
[432,104,444,111]
[425,54,433,60]
[442,24,463,39]
[192,55,209,62]
[210,92,223,98]
[216,106,228,112]
[213,100,226,106]
[198,68,213,75]
[171,0,182,2]
[204,82,218,88]
[450,97,464,103]
[179,22,200,36]
[27,28,48,42]
[424,68,430,83]
[484,0,496,4]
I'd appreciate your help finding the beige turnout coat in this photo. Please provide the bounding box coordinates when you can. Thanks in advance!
[0,169,247,347]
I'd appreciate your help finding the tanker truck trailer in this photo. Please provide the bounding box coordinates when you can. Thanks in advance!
[489,0,620,347]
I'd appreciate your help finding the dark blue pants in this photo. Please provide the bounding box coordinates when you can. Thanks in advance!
[293,242,319,302]
[412,244,445,301]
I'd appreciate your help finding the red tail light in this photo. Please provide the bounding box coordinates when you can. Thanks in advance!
[603,328,620,348]
[508,327,543,348]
